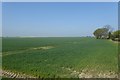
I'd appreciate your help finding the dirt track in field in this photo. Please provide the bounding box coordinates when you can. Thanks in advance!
[2,70,36,78]
[2,69,118,78]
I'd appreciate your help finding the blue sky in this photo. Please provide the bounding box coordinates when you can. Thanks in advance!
[2,2,118,37]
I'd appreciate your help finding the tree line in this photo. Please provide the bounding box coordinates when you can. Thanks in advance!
[93,25,120,42]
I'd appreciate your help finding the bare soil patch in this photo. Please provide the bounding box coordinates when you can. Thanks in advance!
[62,67,118,78]
[30,46,54,50]
[3,46,54,56]
[2,70,36,78]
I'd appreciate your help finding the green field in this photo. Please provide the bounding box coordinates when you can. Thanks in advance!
[2,37,118,78]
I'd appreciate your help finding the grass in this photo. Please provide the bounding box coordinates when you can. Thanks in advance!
[2,37,118,78]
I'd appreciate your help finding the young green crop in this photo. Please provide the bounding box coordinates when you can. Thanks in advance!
[2,37,118,78]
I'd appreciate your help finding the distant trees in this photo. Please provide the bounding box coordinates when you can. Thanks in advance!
[93,28,102,39]
[93,25,112,39]
[111,30,120,41]
[113,30,120,38]
[93,25,120,42]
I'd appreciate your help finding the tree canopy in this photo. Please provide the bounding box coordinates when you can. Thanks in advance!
[93,25,112,39]
[113,30,120,38]
[93,25,119,42]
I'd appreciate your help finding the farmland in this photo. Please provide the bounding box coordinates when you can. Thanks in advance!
[2,37,118,78]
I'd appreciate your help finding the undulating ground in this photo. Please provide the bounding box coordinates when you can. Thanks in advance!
[2,37,118,78]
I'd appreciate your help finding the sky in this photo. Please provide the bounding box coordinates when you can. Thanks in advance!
[2,2,118,37]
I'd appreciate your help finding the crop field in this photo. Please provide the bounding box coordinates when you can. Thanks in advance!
[2,37,118,78]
